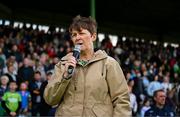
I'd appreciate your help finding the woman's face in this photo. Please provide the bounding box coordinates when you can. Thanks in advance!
[8,65,14,73]
[71,28,96,52]
[20,83,27,91]
[1,78,8,85]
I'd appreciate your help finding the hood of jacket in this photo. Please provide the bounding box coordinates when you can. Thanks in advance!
[78,50,108,65]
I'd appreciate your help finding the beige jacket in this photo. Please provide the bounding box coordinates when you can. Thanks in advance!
[44,50,131,117]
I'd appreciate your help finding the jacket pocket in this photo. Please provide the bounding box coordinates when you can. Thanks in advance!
[92,103,113,117]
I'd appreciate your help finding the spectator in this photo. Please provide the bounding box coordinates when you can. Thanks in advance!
[18,58,34,84]
[0,48,6,75]
[128,79,138,116]
[0,75,9,116]
[0,75,9,101]
[18,82,31,117]
[140,97,151,117]
[11,44,23,63]
[147,75,163,97]
[29,71,42,116]
[1,81,22,116]
[40,71,55,116]
[145,89,176,116]
[4,62,22,86]
[161,75,173,93]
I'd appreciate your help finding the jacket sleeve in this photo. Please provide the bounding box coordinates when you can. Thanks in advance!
[43,61,71,106]
[106,57,131,117]
[1,100,11,114]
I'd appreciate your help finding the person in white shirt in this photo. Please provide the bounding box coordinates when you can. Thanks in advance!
[147,75,163,97]
[128,79,138,116]
[140,97,151,117]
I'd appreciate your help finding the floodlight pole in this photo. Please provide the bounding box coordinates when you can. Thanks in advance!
[90,0,98,48]
[90,0,96,19]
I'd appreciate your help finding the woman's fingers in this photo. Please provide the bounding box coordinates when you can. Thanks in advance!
[61,54,77,77]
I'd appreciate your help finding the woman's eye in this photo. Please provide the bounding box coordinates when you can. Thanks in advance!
[71,34,76,37]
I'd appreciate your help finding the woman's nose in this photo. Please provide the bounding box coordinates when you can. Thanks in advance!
[76,33,81,39]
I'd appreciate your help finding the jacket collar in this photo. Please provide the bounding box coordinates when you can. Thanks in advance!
[77,50,108,66]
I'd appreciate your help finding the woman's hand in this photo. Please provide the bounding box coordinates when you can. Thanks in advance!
[61,53,77,78]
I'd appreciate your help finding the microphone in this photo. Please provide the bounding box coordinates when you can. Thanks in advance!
[68,44,81,75]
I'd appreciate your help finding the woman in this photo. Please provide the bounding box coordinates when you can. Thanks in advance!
[44,15,131,117]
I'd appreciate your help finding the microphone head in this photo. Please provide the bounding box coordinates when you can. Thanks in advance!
[74,44,81,52]
[67,44,81,75]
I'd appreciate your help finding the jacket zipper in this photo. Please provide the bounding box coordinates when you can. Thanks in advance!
[82,66,88,116]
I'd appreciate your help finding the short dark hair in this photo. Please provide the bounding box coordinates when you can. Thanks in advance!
[69,15,97,35]
[46,71,53,76]
[34,70,41,75]
[153,89,164,97]
[9,81,17,85]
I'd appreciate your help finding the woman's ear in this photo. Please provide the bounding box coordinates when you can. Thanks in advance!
[91,33,97,41]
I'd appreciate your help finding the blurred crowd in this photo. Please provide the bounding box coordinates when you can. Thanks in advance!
[0,24,179,116]
[101,34,180,116]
